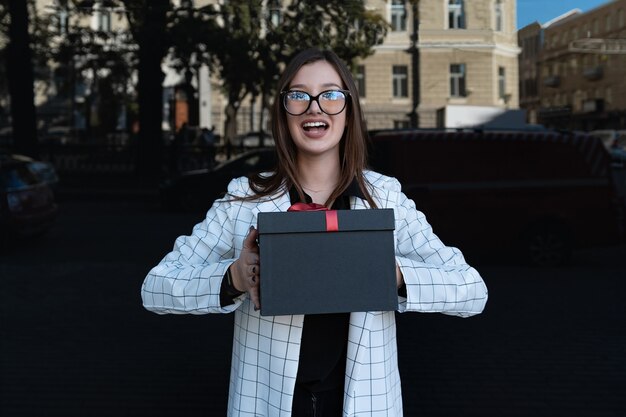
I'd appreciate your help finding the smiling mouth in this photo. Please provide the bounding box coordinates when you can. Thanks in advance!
[302,121,328,131]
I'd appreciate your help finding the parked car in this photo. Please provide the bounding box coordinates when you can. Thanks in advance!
[8,153,59,190]
[0,154,58,249]
[160,148,277,212]
[41,126,73,145]
[369,129,625,266]
[589,129,626,150]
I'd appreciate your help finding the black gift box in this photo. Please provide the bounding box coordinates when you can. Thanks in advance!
[257,209,397,316]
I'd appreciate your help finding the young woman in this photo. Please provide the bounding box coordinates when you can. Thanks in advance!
[142,48,488,417]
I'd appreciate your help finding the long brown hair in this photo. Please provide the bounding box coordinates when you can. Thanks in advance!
[244,48,377,208]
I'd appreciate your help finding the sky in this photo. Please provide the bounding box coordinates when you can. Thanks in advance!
[517,0,612,28]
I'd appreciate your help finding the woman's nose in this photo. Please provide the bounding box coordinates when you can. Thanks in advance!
[307,98,322,114]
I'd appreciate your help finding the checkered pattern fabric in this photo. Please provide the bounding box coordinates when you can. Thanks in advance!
[142,171,488,417]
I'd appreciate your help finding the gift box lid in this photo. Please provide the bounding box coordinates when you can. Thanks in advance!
[258,208,395,234]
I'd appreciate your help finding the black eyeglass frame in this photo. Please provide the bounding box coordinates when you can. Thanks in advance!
[280,89,351,116]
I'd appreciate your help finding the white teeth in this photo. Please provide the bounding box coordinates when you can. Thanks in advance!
[302,121,327,128]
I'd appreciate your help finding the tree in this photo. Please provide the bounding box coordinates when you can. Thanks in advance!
[49,0,169,178]
[278,0,387,68]
[123,0,171,180]
[49,2,136,141]
[3,0,39,157]
[168,0,387,148]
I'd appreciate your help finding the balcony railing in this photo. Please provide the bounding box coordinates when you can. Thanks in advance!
[581,99,604,113]
[583,66,604,81]
[543,75,561,87]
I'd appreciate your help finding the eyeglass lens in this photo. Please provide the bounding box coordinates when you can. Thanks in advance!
[283,90,347,116]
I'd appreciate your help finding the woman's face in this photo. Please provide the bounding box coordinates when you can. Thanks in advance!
[285,60,347,159]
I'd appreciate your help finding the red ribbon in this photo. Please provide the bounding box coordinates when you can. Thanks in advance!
[287,203,338,232]
[325,210,338,232]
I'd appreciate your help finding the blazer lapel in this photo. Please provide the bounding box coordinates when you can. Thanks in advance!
[251,188,292,216]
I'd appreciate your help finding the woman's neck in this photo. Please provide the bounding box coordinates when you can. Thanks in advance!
[296,153,341,204]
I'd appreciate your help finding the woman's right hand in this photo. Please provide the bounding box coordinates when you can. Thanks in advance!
[230,226,261,310]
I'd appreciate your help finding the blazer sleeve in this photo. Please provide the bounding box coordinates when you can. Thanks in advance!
[141,178,248,314]
[386,178,488,317]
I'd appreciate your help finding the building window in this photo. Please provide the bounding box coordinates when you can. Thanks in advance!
[391,0,407,32]
[619,9,625,28]
[606,14,612,31]
[57,8,68,34]
[498,66,506,99]
[448,0,466,29]
[593,19,599,35]
[355,65,366,98]
[450,64,467,97]
[98,11,111,32]
[268,0,282,26]
[92,1,111,32]
[392,65,408,98]
[495,0,503,32]
[394,120,410,129]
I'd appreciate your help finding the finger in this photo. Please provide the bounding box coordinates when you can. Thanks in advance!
[249,286,261,311]
[242,226,259,251]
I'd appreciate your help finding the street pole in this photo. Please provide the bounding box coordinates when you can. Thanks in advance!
[406,1,420,128]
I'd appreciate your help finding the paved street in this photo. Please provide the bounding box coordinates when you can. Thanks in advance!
[1,197,625,417]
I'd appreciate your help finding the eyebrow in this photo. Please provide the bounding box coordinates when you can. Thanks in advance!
[289,82,343,90]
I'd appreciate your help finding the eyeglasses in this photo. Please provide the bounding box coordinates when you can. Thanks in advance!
[281,89,350,116]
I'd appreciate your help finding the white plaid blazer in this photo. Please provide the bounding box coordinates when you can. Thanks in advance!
[142,170,488,417]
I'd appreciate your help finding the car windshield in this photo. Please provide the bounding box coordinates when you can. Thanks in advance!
[0,164,41,190]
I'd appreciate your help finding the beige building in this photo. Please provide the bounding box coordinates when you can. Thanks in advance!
[359,0,520,129]
[204,0,522,133]
[519,0,626,131]
[517,20,543,124]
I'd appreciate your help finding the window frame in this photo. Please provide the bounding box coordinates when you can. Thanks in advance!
[450,63,467,98]
[390,0,407,32]
[498,66,506,100]
[268,0,282,27]
[392,65,409,98]
[448,0,466,29]
[355,65,366,98]
[494,0,503,32]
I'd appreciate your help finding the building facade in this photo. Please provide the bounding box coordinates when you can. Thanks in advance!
[519,0,626,131]
[361,0,520,129]
[199,0,521,133]
[517,21,543,125]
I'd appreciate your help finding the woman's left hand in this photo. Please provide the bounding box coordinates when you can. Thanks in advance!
[230,226,261,310]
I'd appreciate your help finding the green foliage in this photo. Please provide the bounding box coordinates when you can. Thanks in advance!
[277,0,388,69]
[0,0,55,104]
[167,0,388,139]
